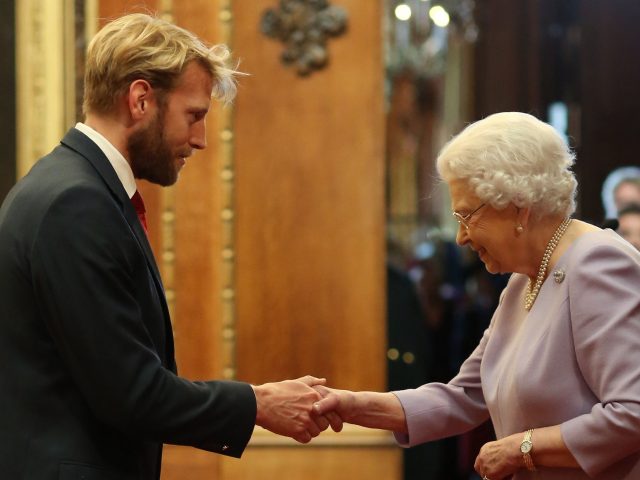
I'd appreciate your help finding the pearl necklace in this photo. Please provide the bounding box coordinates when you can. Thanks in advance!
[524,218,572,311]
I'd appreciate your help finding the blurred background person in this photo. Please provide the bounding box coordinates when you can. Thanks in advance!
[617,203,640,251]
[386,256,437,480]
[601,166,640,220]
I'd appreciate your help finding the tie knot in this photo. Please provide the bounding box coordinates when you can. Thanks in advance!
[130,190,148,235]
[131,190,146,216]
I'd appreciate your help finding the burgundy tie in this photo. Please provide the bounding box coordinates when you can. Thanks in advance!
[130,190,148,235]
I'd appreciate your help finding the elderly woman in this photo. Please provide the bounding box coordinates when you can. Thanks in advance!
[315,112,640,479]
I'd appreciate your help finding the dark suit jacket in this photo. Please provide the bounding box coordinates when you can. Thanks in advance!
[0,129,256,479]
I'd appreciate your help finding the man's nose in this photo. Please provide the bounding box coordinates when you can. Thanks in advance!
[190,121,207,150]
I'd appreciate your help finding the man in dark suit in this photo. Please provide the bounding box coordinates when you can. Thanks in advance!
[0,13,337,479]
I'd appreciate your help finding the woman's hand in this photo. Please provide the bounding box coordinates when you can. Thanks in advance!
[474,433,523,480]
[475,426,580,478]
[313,387,408,432]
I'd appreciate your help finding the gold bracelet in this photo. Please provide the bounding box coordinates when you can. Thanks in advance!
[520,428,536,472]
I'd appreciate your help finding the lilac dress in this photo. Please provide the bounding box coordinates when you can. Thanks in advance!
[393,230,640,479]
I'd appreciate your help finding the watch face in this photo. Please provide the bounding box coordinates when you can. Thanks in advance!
[521,440,533,454]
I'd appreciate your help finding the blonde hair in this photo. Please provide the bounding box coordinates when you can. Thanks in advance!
[436,112,577,218]
[83,13,239,115]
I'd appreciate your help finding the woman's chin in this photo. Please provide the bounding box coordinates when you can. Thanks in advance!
[480,258,500,274]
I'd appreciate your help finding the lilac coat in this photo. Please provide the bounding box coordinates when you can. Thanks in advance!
[393,230,640,479]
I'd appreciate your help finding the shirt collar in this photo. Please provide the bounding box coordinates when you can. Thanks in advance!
[74,122,137,198]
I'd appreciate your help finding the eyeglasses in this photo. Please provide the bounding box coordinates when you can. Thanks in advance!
[452,203,486,230]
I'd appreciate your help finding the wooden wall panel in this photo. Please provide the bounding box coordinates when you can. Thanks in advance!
[97,1,394,478]
[220,426,401,480]
[226,2,394,478]
[170,0,226,384]
[233,0,386,392]
[222,448,400,478]
[165,428,401,480]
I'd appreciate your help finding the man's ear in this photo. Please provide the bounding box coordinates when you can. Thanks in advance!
[128,79,154,120]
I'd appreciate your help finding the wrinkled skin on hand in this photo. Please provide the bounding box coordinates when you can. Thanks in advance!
[312,385,356,423]
[474,434,522,480]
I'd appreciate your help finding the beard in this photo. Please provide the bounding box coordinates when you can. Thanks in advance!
[127,108,180,186]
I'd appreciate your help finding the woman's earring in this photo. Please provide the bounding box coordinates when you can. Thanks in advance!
[516,225,524,234]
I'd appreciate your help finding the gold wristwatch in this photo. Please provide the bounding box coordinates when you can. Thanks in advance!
[520,428,536,471]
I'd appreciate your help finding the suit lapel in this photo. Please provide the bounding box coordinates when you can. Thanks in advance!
[60,128,175,369]
[61,130,163,282]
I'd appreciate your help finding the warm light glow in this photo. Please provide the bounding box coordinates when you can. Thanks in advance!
[429,5,450,27]
[395,4,412,21]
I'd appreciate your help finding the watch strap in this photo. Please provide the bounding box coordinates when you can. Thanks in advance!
[522,428,536,471]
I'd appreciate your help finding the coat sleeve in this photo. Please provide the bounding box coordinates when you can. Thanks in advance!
[392,315,494,447]
[561,240,640,476]
[30,184,256,457]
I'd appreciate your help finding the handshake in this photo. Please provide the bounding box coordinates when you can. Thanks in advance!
[251,375,355,444]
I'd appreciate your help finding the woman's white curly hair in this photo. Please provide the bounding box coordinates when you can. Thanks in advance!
[436,112,577,218]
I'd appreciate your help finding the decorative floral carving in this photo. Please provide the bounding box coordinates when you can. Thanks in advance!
[261,0,348,76]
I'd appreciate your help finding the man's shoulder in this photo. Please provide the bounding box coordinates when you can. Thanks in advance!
[3,141,113,223]
[20,149,102,200]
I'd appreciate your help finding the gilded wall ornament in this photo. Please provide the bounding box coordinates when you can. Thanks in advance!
[261,0,348,76]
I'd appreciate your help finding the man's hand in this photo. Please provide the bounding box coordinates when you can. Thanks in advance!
[252,375,340,443]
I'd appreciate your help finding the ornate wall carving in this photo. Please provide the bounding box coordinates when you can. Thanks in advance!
[261,0,348,76]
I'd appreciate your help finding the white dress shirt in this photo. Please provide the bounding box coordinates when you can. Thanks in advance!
[74,122,137,199]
